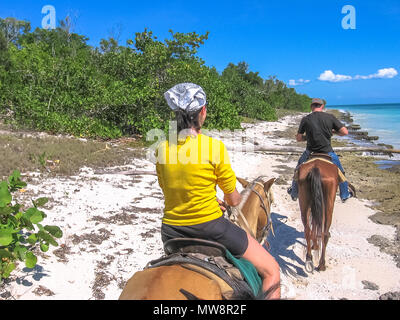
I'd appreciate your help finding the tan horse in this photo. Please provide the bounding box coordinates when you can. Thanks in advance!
[119,176,276,300]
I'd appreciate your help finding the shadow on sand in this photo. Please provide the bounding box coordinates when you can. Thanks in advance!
[265,212,308,278]
[15,265,49,287]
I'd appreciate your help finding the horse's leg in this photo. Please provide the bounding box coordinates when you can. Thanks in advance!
[317,217,332,272]
[299,184,313,273]
[317,233,329,272]
[304,213,314,273]
[317,181,335,272]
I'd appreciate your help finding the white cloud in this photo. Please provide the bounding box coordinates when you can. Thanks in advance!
[318,70,352,82]
[375,67,398,78]
[319,68,398,83]
[355,68,398,80]
[288,79,311,86]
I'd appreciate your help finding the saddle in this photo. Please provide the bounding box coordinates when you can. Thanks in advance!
[308,153,332,162]
[145,238,262,300]
[295,152,347,183]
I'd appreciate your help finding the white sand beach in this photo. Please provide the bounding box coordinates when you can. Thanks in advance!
[1,114,399,300]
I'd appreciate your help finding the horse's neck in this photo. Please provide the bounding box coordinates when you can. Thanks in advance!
[237,187,252,211]
[238,185,261,230]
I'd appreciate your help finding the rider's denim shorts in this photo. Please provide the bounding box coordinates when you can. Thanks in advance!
[161,216,249,257]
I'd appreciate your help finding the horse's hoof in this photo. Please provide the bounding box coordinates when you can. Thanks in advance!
[305,260,314,273]
[316,265,326,272]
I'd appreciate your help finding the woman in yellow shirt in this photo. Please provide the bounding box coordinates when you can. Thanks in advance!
[156,83,280,299]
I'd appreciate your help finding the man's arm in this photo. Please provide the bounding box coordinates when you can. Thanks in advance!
[332,115,348,136]
[296,117,307,142]
[333,126,348,136]
[224,189,242,207]
[296,133,307,142]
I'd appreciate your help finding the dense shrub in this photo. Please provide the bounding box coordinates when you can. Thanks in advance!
[0,17,311,139]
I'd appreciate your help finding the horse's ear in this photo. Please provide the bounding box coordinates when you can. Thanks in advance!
[264,178,276,192]
[237,177,249,188]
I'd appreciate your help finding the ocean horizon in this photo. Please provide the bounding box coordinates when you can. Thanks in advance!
[326,103,400,151]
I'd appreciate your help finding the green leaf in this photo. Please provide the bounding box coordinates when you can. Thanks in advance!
[14,181,27,189]
[0,229,13,246]
[24,208,44,224]
[14,245,28,261]
[23,208,36,219]
[0,206,13,216]
[0,249,14,259]
[7,215,18,227]
[40,242,49,252]
[25,252,37,269]
[15,211,22,220]
[37,230,58,247]
[33,197,48,208]
[0,181,12,207]
[2,262,16,279]
[21,216,34,230]
[26,233,38,245]
[30,209,44,224]
[44,225,63,238]
[8,170,26,192]
[8,170,21,182]
[12,203,22,213]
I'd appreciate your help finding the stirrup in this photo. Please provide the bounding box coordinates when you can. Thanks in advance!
[287,187,297,201]
[342,193,353,203]
[348,183,357,198]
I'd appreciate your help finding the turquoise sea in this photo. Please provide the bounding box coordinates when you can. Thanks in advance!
[327,103,400,150]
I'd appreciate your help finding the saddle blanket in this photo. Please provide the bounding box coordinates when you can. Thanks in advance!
[299,157,347,183]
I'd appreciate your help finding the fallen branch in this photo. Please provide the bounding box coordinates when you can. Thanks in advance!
[228,145,400,154]
[97,147,399,176]
[120,170,157,176]
[96,170,157,176]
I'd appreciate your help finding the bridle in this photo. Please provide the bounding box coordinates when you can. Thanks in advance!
[227,177,274,244]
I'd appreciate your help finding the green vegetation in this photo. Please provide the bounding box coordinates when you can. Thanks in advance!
[0,132,145,179]
[0,17,311,139]
[0,170,63,279]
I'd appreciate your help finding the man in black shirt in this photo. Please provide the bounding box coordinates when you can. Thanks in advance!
[288,98,353,202]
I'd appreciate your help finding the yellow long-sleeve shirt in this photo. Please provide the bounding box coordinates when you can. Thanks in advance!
[156,134,236,226]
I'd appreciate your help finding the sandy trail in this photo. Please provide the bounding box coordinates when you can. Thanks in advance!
[1,115,399,300]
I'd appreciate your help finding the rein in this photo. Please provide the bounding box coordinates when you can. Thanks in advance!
[251,183,275,237]
[227,178,274,244]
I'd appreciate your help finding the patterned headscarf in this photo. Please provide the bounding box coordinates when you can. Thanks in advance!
[164,83,207,113]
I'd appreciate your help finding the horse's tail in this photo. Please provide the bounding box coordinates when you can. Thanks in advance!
[306,167,325,250]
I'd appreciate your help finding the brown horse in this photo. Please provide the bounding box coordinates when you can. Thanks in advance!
[119,176,275,300]
[297,159,339,273]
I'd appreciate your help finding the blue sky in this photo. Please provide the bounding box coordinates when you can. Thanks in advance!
[1,0,399,105]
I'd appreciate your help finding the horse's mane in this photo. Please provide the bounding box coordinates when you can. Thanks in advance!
[237,176,269,210]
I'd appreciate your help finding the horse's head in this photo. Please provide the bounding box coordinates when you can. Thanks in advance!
[234,176,276,244]
[237,177,275,195]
